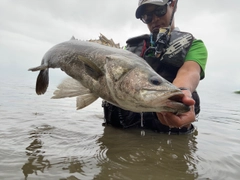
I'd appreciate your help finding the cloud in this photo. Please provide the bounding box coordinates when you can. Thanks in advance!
[0,0,239,88]
[0,0,148,45]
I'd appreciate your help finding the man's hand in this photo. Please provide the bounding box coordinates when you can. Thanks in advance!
[156,89,196,128]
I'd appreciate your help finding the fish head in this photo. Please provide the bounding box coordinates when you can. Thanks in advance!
[105,54,189,113]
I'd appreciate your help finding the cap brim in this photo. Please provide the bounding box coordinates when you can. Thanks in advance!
[135,0,169,18]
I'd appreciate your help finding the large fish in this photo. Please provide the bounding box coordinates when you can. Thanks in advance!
[29,36,189,113]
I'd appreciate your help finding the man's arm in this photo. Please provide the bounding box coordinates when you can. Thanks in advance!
[156,61,201,128]
[172,61,201,93]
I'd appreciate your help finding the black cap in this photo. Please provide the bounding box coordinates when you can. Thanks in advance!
[136,0,170,18]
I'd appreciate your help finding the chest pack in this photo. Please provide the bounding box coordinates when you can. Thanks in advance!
[126,31,194,82]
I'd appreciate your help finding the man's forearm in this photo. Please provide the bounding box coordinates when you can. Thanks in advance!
[172,61,201,93]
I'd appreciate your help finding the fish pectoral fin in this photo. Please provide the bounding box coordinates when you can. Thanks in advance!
[76,94,98,110]
[51,77,91,99]
[78,55,104,80]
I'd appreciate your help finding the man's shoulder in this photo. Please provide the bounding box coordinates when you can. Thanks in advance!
[126,34,150,45]
[172,29,194,38]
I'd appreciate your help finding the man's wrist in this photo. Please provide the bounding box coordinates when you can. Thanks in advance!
[178,87,192,92]
[178,87,189,90]
[178,87,192,98]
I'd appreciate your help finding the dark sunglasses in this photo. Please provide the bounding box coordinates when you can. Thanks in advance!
[140,4,169,24]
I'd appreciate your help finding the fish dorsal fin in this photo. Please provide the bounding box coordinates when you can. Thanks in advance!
[78,55,104,80]
[88,33,121,48]
[52,77,98,109]
[70,36,76,40]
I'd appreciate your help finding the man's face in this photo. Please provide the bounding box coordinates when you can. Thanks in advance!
[141,2,175,34]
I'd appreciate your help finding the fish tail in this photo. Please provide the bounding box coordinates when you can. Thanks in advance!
[36,69,49,95]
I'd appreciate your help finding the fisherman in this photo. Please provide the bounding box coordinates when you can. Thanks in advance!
[102,0,208,134]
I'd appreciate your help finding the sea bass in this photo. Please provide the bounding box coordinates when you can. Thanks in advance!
[29,36,189,113]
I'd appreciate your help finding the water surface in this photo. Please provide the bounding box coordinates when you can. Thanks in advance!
[0,72,240,180]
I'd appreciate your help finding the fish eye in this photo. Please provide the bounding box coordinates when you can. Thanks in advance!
[149,76,162,85]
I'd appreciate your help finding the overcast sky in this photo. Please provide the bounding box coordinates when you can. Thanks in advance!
[0,0,239,90]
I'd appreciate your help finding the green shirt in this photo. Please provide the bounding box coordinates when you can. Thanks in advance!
[185,39,208,79]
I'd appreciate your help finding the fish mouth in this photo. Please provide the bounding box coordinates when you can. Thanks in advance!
[168,92,184,102]
[147,90,190,113]
[166,92,190,113]
[141,89,190,113]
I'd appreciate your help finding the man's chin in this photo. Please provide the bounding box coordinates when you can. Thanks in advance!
[152,29,159,34]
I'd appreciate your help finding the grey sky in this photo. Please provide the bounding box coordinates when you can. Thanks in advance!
[0,0,239,90]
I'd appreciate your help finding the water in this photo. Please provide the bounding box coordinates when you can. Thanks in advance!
[1,70,240,180]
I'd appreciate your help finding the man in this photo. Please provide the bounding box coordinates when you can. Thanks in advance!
[102,0,208,134]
